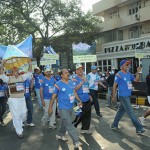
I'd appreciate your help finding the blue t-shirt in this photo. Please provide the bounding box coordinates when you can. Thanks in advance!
[114,71,135,97]
[72,75,89,102]
[40,76,56,100]
[34,74,44,89]
[54,80,75,110]
[24,79,31,98]
[0,84,7,98]
[55,75,61,82]
[87,72,101,90]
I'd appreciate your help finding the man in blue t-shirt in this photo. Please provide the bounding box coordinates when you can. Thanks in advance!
[48,69,82,148]
[0,79,8,126]
[24,77,35,127]
[72,64,92,134]
[111,60,145,134]
[33,67,44,110]
[87,66,107,117]
[40,68,56,129]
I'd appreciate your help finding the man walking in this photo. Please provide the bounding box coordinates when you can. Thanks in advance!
[0,62,32,138]
[40,68,56,129]
[48,69,82,148]
[111,60,145,134]
[87,66,107,117]
[72,64,92,134]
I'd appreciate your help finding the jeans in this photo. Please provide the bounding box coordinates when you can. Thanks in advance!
[107,87,112,106]
[35,89,42,108]
[25,96,33,124]
[89,89,100,115]
[112,96,144,132]
[59,109,79,144]
[0,97,6,123]
[74,100,91,130]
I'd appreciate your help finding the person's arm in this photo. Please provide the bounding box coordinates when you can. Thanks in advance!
[48,94,57,115]
[98,80,107,88]
[22,62,32,81]
[75,76,87,91]
[40,87,45,107]
[112,82,118,102]
[0,63,9,83]
[74,90,82,107]
[134,67,141,82]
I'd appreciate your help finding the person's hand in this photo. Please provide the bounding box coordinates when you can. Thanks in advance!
[48,108,53,115]
[78,101,82,108]
[82,76,87,82]
[42,100,45,107]
[137,67,142,73]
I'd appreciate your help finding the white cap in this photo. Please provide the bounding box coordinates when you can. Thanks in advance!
[76,64,83,70]
[44,68,51,72]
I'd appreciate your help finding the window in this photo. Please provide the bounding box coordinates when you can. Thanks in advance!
[98,60,111,73]
[128,1,141,15]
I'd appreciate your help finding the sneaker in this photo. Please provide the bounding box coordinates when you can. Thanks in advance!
[136,129,145,135]
[81,130,92,134]
[17,133,24,139]
[74,141,82,148]
[96,113,102,117]
[1,122,5,127]
[110,126,122,132]
[26,123,35,127]
[139,117,145,126]
[56,135,68,141]
[49,125,56,129]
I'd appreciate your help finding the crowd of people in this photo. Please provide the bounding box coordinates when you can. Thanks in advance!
[0,60,150,148]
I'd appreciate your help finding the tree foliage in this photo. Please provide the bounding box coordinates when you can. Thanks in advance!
[0,0,102,67]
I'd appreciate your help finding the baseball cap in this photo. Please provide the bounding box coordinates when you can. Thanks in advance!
[44,68,51,72]
[91,66,97,70]
[120,60,130,67]
[34,67,40,70]
[76,64,83,70]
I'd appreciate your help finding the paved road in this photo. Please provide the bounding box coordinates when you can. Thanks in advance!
[0,99,150,150]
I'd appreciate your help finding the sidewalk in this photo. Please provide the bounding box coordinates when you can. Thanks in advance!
[0,99,150,150]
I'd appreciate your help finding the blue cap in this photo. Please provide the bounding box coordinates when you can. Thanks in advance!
[91,66,97,70]
[120,60,130,67]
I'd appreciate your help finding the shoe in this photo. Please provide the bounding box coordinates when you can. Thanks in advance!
[136,129,145,135]
[49,125,56,129]
[1,122,5,126]
[81,130,92,134]
[74,141,82,148]
[106,104,111,107]
[96,113,102,117]
[17,133,24,139]
[26,123,35,127]
[56,135,68,141]
[139,117,145,126]
[110,126,122,132]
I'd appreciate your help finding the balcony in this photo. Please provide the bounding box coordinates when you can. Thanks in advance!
[99,18,122,32]
[93,0,139,16]
[92,0,116,15]
[139,6,150,22]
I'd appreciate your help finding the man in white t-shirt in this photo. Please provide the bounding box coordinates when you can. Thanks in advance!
[87,66,107,117]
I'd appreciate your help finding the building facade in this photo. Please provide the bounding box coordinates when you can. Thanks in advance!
[93,0,150,74]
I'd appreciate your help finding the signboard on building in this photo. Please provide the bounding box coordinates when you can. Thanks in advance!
[103,38,150,54]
